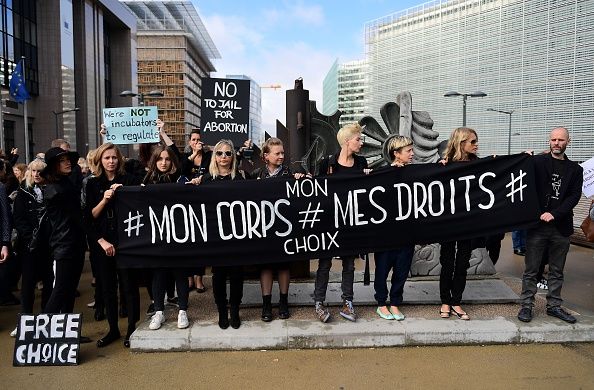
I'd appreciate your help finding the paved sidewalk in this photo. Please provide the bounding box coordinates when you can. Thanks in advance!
[131,279,594,351]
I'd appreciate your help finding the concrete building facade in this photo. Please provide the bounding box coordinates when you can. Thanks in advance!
[365,0,594,161]
[121,0,220,148]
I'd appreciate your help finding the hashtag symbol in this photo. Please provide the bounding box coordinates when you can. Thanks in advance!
[124,211,144,237]
[506,169,527,203]
[298,202,323,229]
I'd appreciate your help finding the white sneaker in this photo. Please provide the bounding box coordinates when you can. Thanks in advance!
[10,327,17,337]
[177,310,189,329]
[149,311,165,330]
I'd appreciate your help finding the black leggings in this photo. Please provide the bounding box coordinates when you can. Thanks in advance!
[439,240,472,306]
[44,255,84,313]
[20,248,54,313]
[212,266,243,308]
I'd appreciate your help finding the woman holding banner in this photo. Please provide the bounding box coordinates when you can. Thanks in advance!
[438,127,479,321]
[198,139,247,329]
[251,137,306,322]
[143,144,191,331]
[373,136,415,321]
[85,143,142,347]
[182,128,211,294]
[314,123,371,323]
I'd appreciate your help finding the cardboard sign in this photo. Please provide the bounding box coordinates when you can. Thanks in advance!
[102,106,159,144]
[581,156,594,198]
[200,78,251,147]
[13,313,82,366]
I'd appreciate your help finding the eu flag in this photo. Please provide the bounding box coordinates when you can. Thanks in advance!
[9,59,31,103]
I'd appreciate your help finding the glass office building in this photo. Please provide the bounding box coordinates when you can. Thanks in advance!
[226,74,263,147]
[365,0,594,161]
[322,59,368,127]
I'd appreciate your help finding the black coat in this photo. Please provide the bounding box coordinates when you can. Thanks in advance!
[13,184,45,245]
[532,153,583,237]
[44,176,85,260]
[318,152,368,176]
[0,182,11,247]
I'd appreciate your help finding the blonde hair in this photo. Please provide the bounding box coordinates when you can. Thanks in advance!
[86,149,98,175]
[261,137,283,162]
[93,143,126,177]
[443,127,478,162]
[387,136,413,162]
[24,158,46,188]
[336,123,362,148]
[209,139,237,179]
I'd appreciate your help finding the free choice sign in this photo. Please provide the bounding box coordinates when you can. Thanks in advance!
[102,106,159,144]
[13,313,82,366]
[200,77,251,147]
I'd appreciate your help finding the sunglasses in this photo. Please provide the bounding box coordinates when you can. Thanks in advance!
[463,139,478,145]
[215,150,233,157]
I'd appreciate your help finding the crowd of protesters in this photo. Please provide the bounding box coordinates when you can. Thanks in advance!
[0,120,586,350]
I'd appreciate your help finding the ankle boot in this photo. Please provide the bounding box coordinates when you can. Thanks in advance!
[230,305,241,329]
[261,295,273,322]
[218,306,229,329]
[279,293,290,319]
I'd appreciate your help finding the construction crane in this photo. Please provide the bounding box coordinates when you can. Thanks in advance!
[260,84,282,90]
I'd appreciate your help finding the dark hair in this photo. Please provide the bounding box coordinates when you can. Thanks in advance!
[190,128,200,137]
[143,145,180,184]
[138,143,154,167]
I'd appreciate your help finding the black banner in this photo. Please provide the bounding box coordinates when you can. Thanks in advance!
[115,154,540,268]
[13,313,81,366]
[200,77,251,146]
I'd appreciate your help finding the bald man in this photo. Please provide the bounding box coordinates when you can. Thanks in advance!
[518,127,583,323]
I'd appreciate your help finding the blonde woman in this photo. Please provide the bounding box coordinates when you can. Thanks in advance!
[438,127,478,320]
[374,136,415,320]
[314,123,370,323]
[198,139,247,329]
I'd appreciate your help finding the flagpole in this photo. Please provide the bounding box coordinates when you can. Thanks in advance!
[21,56,29,164]
[0,91,4,153]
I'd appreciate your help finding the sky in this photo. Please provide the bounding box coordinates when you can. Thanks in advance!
[195,0,424,134]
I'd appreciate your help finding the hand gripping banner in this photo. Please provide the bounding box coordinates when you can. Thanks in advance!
[115,154,540,268]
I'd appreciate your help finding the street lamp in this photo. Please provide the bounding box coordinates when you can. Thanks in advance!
[119,90,164,106]
[444,91,487,127]
[52,107,80,139]
[487,108,514,155]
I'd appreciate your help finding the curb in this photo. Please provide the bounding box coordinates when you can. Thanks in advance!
[130,313,594,352]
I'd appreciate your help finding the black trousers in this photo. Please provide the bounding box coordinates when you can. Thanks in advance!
[439,240,472,306]
[20,247,54,313]
[44,254,84,313]
[152,268,189,311]
[212,266,243,308]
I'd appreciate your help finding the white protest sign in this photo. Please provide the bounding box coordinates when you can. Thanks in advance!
[102,106,159,144]
[581,156,594,198]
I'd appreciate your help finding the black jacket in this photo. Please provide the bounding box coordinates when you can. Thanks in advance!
[84,173,140,244]
[44,176,85,260]
[0,182,11,247]
[13,184,45,245]
[533,153,583,236]
[318,152,368,176]
[182,150,212,180]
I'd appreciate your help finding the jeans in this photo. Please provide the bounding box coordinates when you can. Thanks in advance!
[212,266,244,308]
[512,230,527,251]
[152,268,189,311]
[373,246,414,306]
[520,222,570,309]
[314,256,355,302]
[439,240,471,306]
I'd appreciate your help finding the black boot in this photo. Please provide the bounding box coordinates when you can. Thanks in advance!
[218,306,229,329]
[279,293,290,319]
[261,295,273,322]
[97,330,120,348]
[230,305,241,329]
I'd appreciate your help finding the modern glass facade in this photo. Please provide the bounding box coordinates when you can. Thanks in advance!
[0,0,38,95]
[322,59,368,127]
[226,74,263,147]
[365,0,594,162]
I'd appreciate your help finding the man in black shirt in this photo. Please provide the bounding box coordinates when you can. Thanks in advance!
[518,127,583,323]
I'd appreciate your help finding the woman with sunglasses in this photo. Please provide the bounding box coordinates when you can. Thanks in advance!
[438,127,479,321]
[198,139,247,329]
[374,136,415,321]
